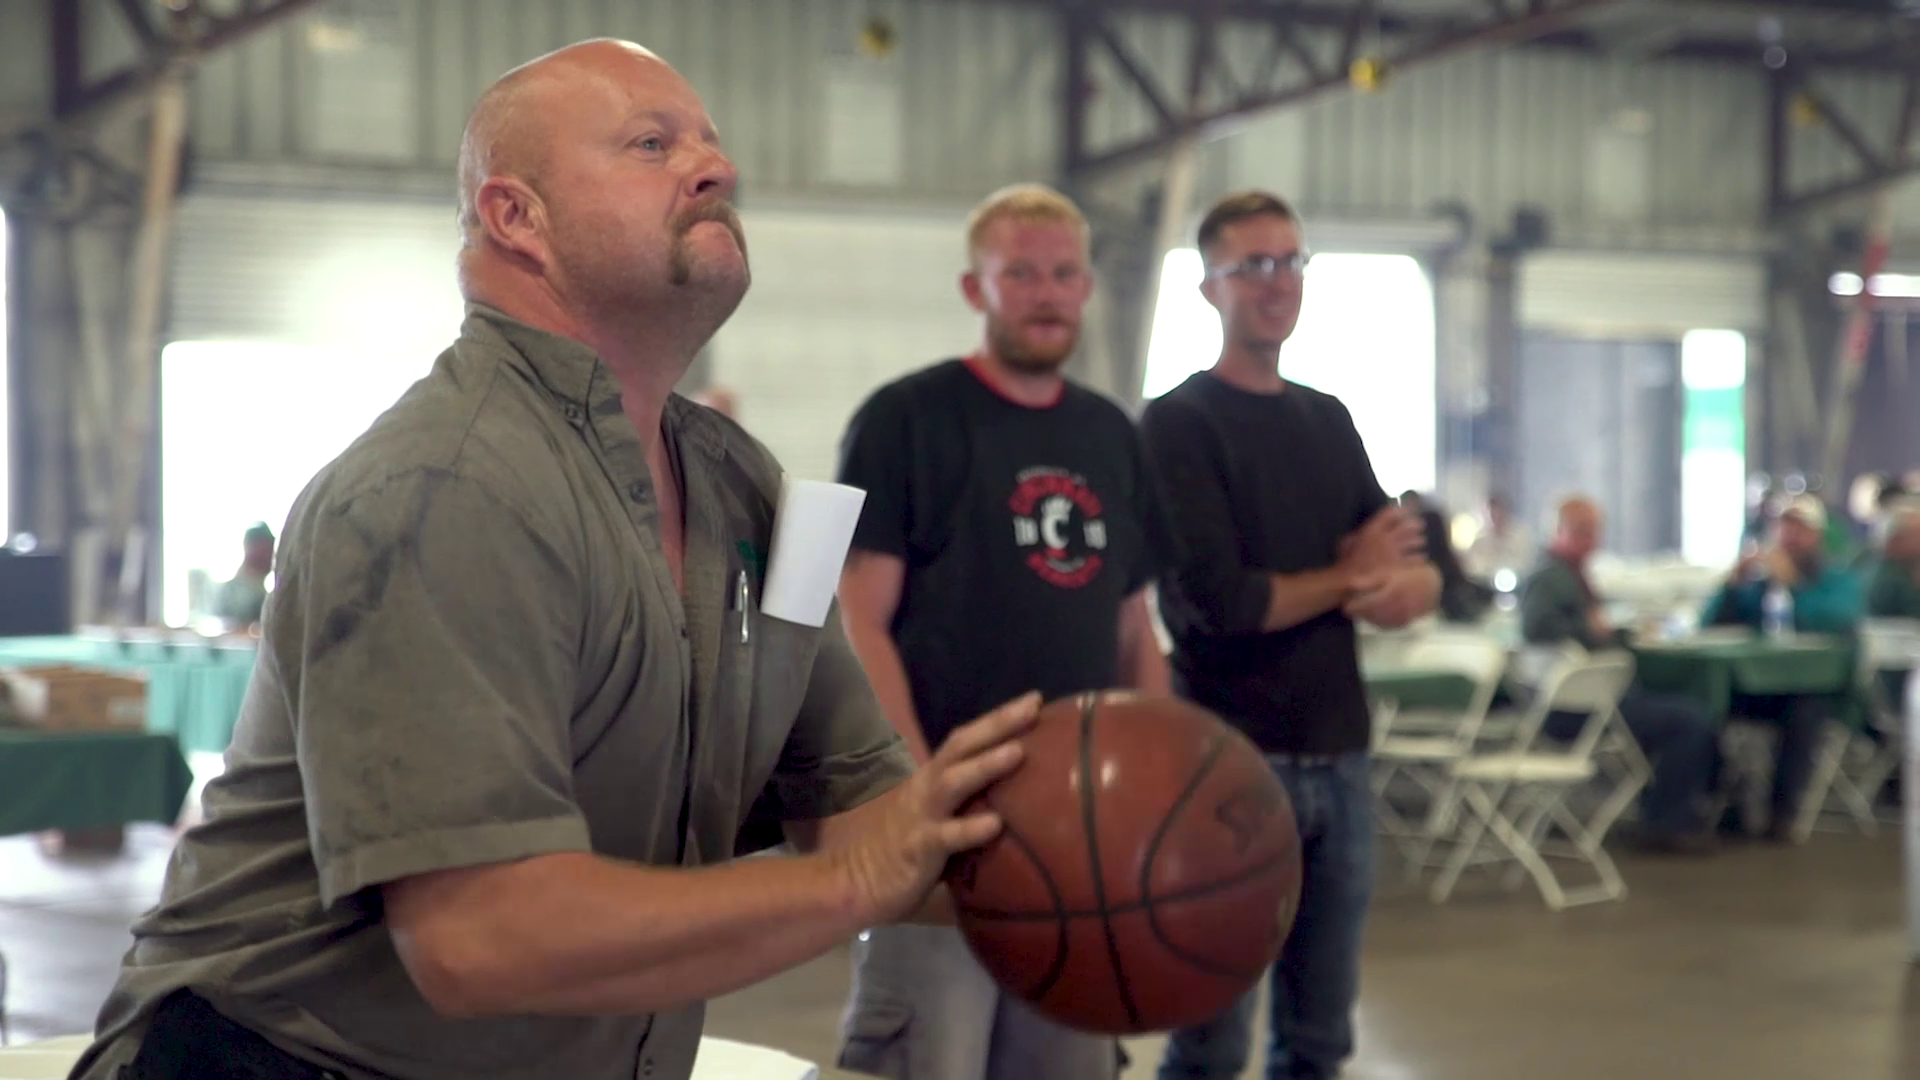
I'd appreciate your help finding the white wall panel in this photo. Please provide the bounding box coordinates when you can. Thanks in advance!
[1517,250,1766,338]
[171,186,987,487]
[169,190,464,351]
[709,201,982,483]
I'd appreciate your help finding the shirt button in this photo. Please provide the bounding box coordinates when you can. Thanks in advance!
[640,1059,654,1077]
[628,481,648,502]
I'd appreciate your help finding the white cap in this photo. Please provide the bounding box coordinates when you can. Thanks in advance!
[1778,494,1827,532]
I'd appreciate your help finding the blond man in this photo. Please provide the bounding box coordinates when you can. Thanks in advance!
[833,183,1177,1080]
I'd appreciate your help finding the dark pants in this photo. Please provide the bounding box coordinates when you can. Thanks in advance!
[1727,692,1829,826]
[1544,688,1719,835]
[1157,754,1374,1080]
[124,989,343,1080]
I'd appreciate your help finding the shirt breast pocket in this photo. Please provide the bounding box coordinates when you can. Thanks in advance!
[718,603,823,773]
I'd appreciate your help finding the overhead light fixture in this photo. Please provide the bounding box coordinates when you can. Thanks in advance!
[858,14,898,58]
[1349,56,1389,92]
[1829,271,1920,297]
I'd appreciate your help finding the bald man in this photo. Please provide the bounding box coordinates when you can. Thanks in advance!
[1518,497,1721,855]
[68,39,1036,1080]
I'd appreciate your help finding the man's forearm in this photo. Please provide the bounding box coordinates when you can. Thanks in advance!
[842,621,932,763]
[1262,567,1355,632]
[393,851,869,1018]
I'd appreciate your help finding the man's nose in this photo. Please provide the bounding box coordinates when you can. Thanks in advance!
[687,142,737,201]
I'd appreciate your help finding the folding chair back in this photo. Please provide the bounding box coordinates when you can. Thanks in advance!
[1861,618,1920,675]
[1513,651,1636,761]
[1794,618,1920,841]
[1424,651,1638,910]
[1398,633,1510,742]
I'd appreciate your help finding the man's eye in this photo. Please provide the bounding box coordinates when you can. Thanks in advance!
[636,136,665,152]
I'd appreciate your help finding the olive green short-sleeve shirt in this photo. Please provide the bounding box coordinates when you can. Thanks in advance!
[69,304,913,1080]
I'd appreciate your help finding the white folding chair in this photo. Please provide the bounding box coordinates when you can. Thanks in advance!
[1368,634,1511,860]
[1422,653,1637,910]
[1793,618,1920,841]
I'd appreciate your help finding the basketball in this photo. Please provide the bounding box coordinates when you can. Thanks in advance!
[943,690,1303,1036]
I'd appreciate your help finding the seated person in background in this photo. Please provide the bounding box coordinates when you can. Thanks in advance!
[1867,499,1920,621]
[1866,500,1920,715]
[1402,490,1490,624]
[1519,496,1721,855]
[211,522,275,632]
[1464,491,1535,583]
[1700,494,1864,841]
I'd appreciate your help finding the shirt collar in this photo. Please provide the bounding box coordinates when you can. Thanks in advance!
[462,301,600,409]
[462,301,728,462]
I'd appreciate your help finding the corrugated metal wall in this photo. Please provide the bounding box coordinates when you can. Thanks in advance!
[4,0,1920,239]
[182,0,1060,202]
[1224,47,1768,239]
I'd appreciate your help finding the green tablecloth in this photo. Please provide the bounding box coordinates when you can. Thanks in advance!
[0,635,255,754]
[1631,634,1859,726]
[0,728,193,836]
[1364,668,1480,711]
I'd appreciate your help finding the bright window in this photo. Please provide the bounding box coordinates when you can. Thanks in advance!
[1142,249,1438,496]
[1680,329,1747,569]
[160,340,433,628]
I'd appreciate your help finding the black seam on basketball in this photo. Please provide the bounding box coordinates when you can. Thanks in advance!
[1139,729,1285,979]
[1136,729,1230,915]
[1078,692,1141,1030]
[993,813,1073,1003]
[953,848,1295,922]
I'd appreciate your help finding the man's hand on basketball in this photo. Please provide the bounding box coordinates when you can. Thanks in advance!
[833,692,1040,924]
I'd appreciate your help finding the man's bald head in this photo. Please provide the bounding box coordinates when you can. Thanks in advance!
[456,39,662,247]
[450,37,746,373]
[1553,496,1602,561]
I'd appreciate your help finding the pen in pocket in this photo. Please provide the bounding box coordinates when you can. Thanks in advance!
[736,569,751,644]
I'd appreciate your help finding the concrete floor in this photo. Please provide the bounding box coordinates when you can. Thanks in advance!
[3,824,1918,1079]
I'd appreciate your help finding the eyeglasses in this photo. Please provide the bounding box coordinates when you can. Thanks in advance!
[1206,252,1312,283]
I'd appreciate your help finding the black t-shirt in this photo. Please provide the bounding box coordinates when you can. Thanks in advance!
[1138,371,1391,755]
[836,359,1178,749]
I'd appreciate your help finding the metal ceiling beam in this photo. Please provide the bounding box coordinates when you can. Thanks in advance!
[1060,0,1628,184]
[958,0,1920,72]
[1769,55,1920,218]
[48,0,326,129]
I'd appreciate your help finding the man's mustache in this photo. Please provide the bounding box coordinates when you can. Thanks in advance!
[674,200,746,252]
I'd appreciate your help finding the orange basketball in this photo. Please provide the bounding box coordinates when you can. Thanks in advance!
[943,690,1302,1035]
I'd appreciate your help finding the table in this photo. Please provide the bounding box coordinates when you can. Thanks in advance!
[0,1035,820,1079]
[0,729,192,837]
[1630,633,1859,727]
[1364,668,1480,712]
[0,636,256,754]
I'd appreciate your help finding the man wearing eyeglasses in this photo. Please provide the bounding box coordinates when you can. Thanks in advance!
[1139,190,1439,1080]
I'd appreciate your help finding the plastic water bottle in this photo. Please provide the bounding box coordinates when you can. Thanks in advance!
[1762,583,1794,640]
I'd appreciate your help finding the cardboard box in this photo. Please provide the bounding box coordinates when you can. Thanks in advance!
[0,664,148,732]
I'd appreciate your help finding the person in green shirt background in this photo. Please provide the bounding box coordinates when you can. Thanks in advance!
[1518,497,1721,855]
[212,522,276,633]
[1865,500,1920,718]
[1700,494,1864,841]
[1867,502,1920,621]
[1703,495,1864,636]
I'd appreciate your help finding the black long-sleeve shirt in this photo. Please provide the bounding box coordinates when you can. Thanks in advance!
[1138,371,1390,755]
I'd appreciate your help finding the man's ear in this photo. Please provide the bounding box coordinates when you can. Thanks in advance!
[960,269,988,314]
[474,177,550,270]
[1198,275,1223,312]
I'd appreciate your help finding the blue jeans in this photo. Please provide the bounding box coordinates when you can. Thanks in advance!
[1156,753,1375,1080]
[1545,688,1719,834]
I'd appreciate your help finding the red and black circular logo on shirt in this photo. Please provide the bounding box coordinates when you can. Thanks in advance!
[1009,466,1108,589]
